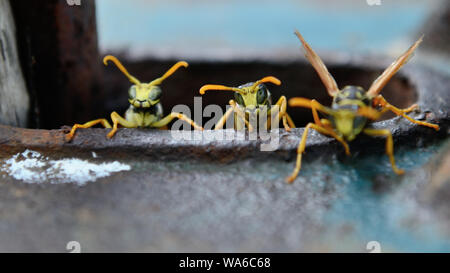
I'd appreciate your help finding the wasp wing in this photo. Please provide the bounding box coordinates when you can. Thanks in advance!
[294,30,339,97]
[367,36,423,97]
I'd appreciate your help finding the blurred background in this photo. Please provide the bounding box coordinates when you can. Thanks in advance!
[97,0,443,59]
[3,0,449,129]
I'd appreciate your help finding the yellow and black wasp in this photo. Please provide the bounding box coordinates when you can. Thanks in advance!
[66,55,203,141]
[199,76,295,131]
[286,30,439,183]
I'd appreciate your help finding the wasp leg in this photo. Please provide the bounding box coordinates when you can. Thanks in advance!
[311,99,326,126]
[289,98,350,154]
[286,113,296,128]
[108,111,137,139]
[286,122,350,183]
[318,119,350,155]
[320,118,333,129]
[319,118,350,154]
[151,112,204,131]
[272,96,294,131]
[363,128,404,175]
[399,104,419,113]
[65,119,112,141]
[373,95,439,130]
[356,106,386,121]
[214,106,234,130]
[289,98,333,125]
[229,100,253,132]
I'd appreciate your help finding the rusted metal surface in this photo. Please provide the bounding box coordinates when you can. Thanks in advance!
[0,55,448,252]
[0,129,447,252]
[10,0,103,129]
[0,56,447,161]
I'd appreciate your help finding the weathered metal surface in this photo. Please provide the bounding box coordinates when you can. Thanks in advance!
[1,56,448,160]
[421,140,450,227]
[0,56,448,252]
[0,0,29,127]
[0,134,448,252]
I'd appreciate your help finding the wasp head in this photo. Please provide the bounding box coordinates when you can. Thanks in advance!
[199,76,281,114]
[103,55,188,109]
[127,84,162,108]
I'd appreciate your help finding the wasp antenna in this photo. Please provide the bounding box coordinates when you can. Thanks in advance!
[366,35,423,97]
[251,76,281,90]
[103,55,141,85]
[199,85,244,95]
[150,61,188,86]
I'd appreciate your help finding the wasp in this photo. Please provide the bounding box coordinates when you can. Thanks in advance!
[286,30,439,183]
[65,55,203,141]
[199,77,295,131]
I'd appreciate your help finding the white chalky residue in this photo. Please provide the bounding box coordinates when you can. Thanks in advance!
[0,149,131,186]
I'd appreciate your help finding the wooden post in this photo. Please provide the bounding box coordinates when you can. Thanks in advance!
[0,0,29,127]
[10,0,103,129]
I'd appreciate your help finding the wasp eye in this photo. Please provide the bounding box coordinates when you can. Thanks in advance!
[149,86,162,101]
[256,84,268,105]
[128,86,137,99]
[234,92,245,106]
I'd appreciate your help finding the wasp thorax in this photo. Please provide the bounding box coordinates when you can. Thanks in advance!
[331,109,367,141]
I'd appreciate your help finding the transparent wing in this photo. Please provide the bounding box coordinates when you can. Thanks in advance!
[294,30,339,97]
[367,36,423,97]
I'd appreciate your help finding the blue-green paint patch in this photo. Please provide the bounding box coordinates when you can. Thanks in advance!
[129,139,449,252]
[324,142,450,252]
